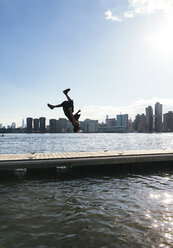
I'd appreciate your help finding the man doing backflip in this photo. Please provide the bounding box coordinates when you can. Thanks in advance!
[47,89,81,133]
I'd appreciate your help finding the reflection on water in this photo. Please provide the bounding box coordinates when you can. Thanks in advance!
[147,190,173,247]
[1,173,173,248]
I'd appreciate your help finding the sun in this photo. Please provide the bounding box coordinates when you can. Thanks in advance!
[144,20,173,58]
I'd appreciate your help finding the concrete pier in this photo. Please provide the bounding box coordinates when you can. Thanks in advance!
[0,150,173,171]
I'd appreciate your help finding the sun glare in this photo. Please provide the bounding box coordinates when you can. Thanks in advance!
[145,20,173,58]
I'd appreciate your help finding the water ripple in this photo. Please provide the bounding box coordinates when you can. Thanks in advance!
[1,134,173,247]
[0,174,173,247]
[1,133,173,154]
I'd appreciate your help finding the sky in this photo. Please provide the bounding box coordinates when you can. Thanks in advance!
[1,0,173,126]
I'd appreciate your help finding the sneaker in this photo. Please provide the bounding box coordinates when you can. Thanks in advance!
[47,103,54,110]
[63,88,71,95]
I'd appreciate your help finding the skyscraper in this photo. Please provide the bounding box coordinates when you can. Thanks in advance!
[155,102,162,132]
[22,119,25,129]
[80,119,98,133]
[146,106,153,132]
[49,119,58,133]
[34,119,40,132]
[163,111,173,132]
[26,117,33,133]
[39,117,46,133]
[11,122,16,129]
[134,114,146,132]
[106,118,116,127]
[57,118,68,132]
[117,114,128,129]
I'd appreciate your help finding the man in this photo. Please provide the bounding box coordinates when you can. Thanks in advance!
[47,88,81,133]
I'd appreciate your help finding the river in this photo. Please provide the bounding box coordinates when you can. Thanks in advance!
[0,133,173,247]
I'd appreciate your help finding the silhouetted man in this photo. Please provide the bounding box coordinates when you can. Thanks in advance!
[47,88,81,133]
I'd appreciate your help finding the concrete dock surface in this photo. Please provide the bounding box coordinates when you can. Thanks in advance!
[0,150,173,171]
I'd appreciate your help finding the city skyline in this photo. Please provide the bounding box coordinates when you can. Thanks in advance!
[1,100,173,131]
[1,0,173,126]
[2,97,173,127]
[1,101,173,133]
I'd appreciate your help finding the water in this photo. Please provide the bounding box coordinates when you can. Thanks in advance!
[1,132,173,154]
[1,133,173,247]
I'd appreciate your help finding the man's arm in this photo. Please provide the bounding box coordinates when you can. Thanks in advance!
[74,110,81,115]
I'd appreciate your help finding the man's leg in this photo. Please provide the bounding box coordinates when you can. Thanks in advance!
[63,88,72,102]
[47,103,62,110]
[68,107,79,126]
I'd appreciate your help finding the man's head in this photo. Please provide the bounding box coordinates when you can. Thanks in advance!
[73,124,81,133]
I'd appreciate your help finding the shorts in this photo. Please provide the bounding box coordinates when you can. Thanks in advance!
[61,100,74,111]
[62,100,74,122]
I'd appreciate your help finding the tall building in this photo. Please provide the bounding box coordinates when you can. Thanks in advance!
[26,117,33,133]
[67,121,73,133]
[0,123,2,129]
[145,106,153,132]
[163,111,173,132]
[103,117,117,132]
[39,117,46,133]
[80,119,98,133]
[11,122,16,129]
[57,118,68,132]
[22,119,25,129]
[34,119,40,132]
[155,102,162,132]
[49,119,58,133]
[106,118,116,127]
[117,114,128,130]
[134,114,146,132]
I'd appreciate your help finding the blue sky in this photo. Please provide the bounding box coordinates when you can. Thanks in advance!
[1,0,173,126]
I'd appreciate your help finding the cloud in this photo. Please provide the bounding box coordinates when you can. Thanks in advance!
[105,0,173,22]
[81,98,173,122]
[105,10,122,22]
[124,11,134,18]
[129,0,173,17]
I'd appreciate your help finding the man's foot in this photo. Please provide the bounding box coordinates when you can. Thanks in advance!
[47,103,54,110]
[63,88,71,95]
